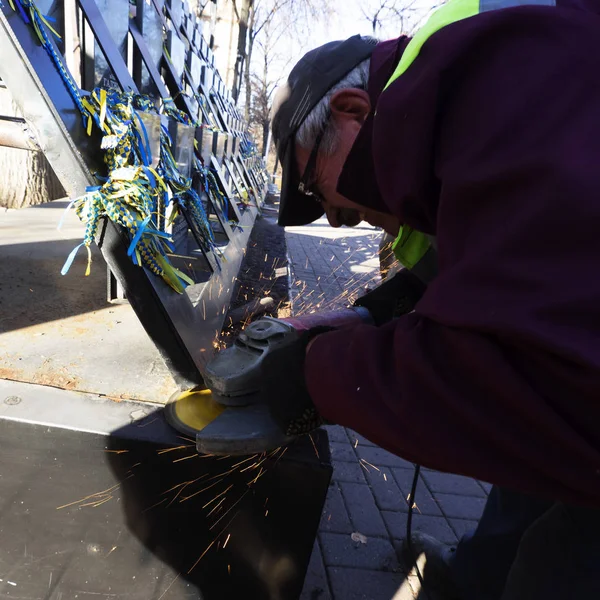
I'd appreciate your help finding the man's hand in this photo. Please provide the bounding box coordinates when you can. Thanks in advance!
[353,269,427,326]
[261,326,333,436]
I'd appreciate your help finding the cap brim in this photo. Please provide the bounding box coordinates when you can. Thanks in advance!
[277,142,325,227]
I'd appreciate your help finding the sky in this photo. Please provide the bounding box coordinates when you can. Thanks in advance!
[266,0,439,83]
[312,0,430,44]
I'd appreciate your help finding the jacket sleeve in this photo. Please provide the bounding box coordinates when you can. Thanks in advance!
[304,316,600,506]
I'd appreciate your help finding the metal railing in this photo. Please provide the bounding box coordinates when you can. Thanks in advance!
[0,0,270,389]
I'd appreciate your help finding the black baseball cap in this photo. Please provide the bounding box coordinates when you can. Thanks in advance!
[271,35,377,227]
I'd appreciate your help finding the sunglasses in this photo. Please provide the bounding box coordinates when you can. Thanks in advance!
[297,128,326,204]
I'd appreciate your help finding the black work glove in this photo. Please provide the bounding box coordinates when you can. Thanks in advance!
[261,326,333,437]
[353,269,427,326]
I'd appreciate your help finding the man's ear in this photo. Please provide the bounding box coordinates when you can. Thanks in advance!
[329,89,371,126]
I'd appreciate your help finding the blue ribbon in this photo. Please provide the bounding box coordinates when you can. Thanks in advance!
[127,215,152,257]
[61,242,85,275]
[134,112,153,166]
[14,0,30,24]
[143,166,156,189]
[132,128,149,166]
[161,125,173,146]
[57,197,77,231]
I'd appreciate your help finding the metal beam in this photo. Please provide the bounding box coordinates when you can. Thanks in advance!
[0,5,95,196]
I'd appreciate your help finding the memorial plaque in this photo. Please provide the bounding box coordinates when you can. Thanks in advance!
[193,20,203,50]
[199,35,208,59]
[185,17,194,43]
[214,132,226,164]
[168,207,190,255]
[93,0,129,90]
[187,51,202,87]
[183,84,200,122]
[167,29,186,81]
[137,0,165,96]
[168,121,195,179]
[203,64,214,90]
[135,111,162,169]
[200,63,209,89]
[166,0,182,29]
[199,127,215,166]
[223,133,234,159]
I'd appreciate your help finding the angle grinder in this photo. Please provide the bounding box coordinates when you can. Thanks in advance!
[165,307,372,456]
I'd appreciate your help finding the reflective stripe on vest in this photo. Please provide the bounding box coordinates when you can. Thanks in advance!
[384,0,556,92]
[392,225,432,270]
[385,0,555,268]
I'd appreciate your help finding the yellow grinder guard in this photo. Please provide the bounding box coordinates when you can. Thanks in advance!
[165,388,225,437]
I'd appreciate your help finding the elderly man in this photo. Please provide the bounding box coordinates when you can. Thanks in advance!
[265,0,600,597]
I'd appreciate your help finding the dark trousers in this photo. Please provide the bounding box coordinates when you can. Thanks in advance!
[450,486,600,600]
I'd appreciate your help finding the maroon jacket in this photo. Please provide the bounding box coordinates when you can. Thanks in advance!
[305,0,600,506]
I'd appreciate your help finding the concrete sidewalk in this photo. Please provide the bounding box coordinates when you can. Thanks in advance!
[286,219,491,600]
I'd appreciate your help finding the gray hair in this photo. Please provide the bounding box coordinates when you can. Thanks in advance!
[295,57,372,154]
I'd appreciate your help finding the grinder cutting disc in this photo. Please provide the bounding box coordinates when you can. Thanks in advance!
[165,388,296,455]
[164,388,225,439]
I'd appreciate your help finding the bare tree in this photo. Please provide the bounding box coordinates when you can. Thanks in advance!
[248,20,291,155]
[362,0,433,37]
[231,0,253,103]
[362,0,396,35]
[248,64,272,155]
[231,0,333,118]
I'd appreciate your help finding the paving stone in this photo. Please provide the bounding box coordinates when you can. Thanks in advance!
[391,469,443,516]
[328,567,408,600]
[405,573,449,600]
[434,493,487,520]
[339,482,388,537]
[478,480,493,495]
[345,430,377,447]
[293,262,315,273]
[320,532,401,572]
[319,482,353,535]
[363,466,408,512]
[421,471,486,498]
[314,264,339,276]
[355,445,415,469]
[319,287,344,302]
[323,425,348,444]
[297,275,319,287]
[448,518,478,540]
[332,460,367,485]
[329,441,358,463]
[383,511,458,545]
[300,541,331,600]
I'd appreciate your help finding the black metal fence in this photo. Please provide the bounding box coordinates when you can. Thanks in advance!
[0,0,271,389]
